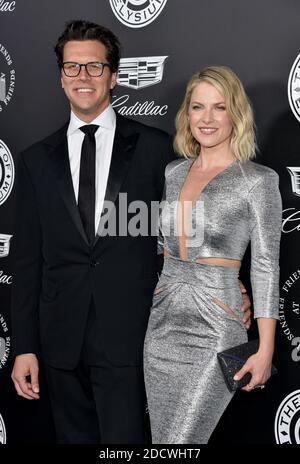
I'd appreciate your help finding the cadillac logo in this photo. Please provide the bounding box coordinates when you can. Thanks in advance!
[287,167,300,196]
[109,0,168,28]
[0,1,16,12]
[117,56,168,89]
[0,234,13,258]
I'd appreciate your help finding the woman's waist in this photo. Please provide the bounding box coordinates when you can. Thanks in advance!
[160,255,240,289]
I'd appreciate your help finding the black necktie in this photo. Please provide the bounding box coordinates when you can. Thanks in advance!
[78,124,99,244]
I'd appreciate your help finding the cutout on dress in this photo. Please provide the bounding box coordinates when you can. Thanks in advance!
[195,257,241,268]
[212,297,240,320]
[154,285,167,295]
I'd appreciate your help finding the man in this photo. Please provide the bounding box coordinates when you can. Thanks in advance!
[11,20,251,444]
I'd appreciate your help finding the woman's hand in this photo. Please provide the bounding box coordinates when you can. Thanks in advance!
[239,281,252,330]
[233,351,273,392]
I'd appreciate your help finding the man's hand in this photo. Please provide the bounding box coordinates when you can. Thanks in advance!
[11,354,40,400]
[239,281,251,330]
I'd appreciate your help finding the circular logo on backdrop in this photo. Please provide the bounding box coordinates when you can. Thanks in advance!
[280,270,300,362]
[0,312,10,369]
[0,139,14,206]
[0,43,15,112]
[109,0,168,28]
[275,390,300,444]
[0,413,6,444]
[288,52,300,123]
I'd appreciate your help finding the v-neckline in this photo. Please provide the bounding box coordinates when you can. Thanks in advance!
[177,157,238,207]
[175,158,238,261]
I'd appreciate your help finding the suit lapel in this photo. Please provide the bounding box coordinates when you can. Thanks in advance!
[46,116,139,248]
[94,121,139,245]
[48,124,90,247]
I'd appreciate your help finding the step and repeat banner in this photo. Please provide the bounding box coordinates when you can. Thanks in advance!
[0,0,300,444]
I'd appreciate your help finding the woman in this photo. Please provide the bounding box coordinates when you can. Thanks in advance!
[143,66,282,444]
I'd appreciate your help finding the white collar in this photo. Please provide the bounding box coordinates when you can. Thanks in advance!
[68,104,116,136]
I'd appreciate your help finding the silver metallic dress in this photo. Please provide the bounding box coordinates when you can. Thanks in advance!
[143,158,282,444]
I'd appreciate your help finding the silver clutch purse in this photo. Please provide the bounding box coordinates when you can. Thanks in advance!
[217,339,278,391]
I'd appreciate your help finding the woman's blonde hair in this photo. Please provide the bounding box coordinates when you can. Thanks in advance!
[174,66,257,161]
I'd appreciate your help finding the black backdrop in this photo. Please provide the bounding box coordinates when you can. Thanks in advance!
[0,0,300,444]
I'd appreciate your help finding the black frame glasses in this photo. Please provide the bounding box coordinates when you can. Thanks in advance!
[62,61,112,77]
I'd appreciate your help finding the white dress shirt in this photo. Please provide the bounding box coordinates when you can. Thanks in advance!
[67,105,116,233]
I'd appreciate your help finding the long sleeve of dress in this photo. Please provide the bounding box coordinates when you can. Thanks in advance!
[248,169,282,319]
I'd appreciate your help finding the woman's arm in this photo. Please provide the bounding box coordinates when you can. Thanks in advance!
[234,168,282,391]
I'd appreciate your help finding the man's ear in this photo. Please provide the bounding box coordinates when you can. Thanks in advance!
[110,72,117,90]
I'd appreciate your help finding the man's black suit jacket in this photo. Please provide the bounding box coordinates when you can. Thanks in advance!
[11,114,175,369]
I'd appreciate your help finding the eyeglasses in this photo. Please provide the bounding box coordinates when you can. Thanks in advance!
[62,61,112,77]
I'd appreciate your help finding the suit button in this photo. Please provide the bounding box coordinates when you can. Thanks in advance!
[90,261,99,267]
